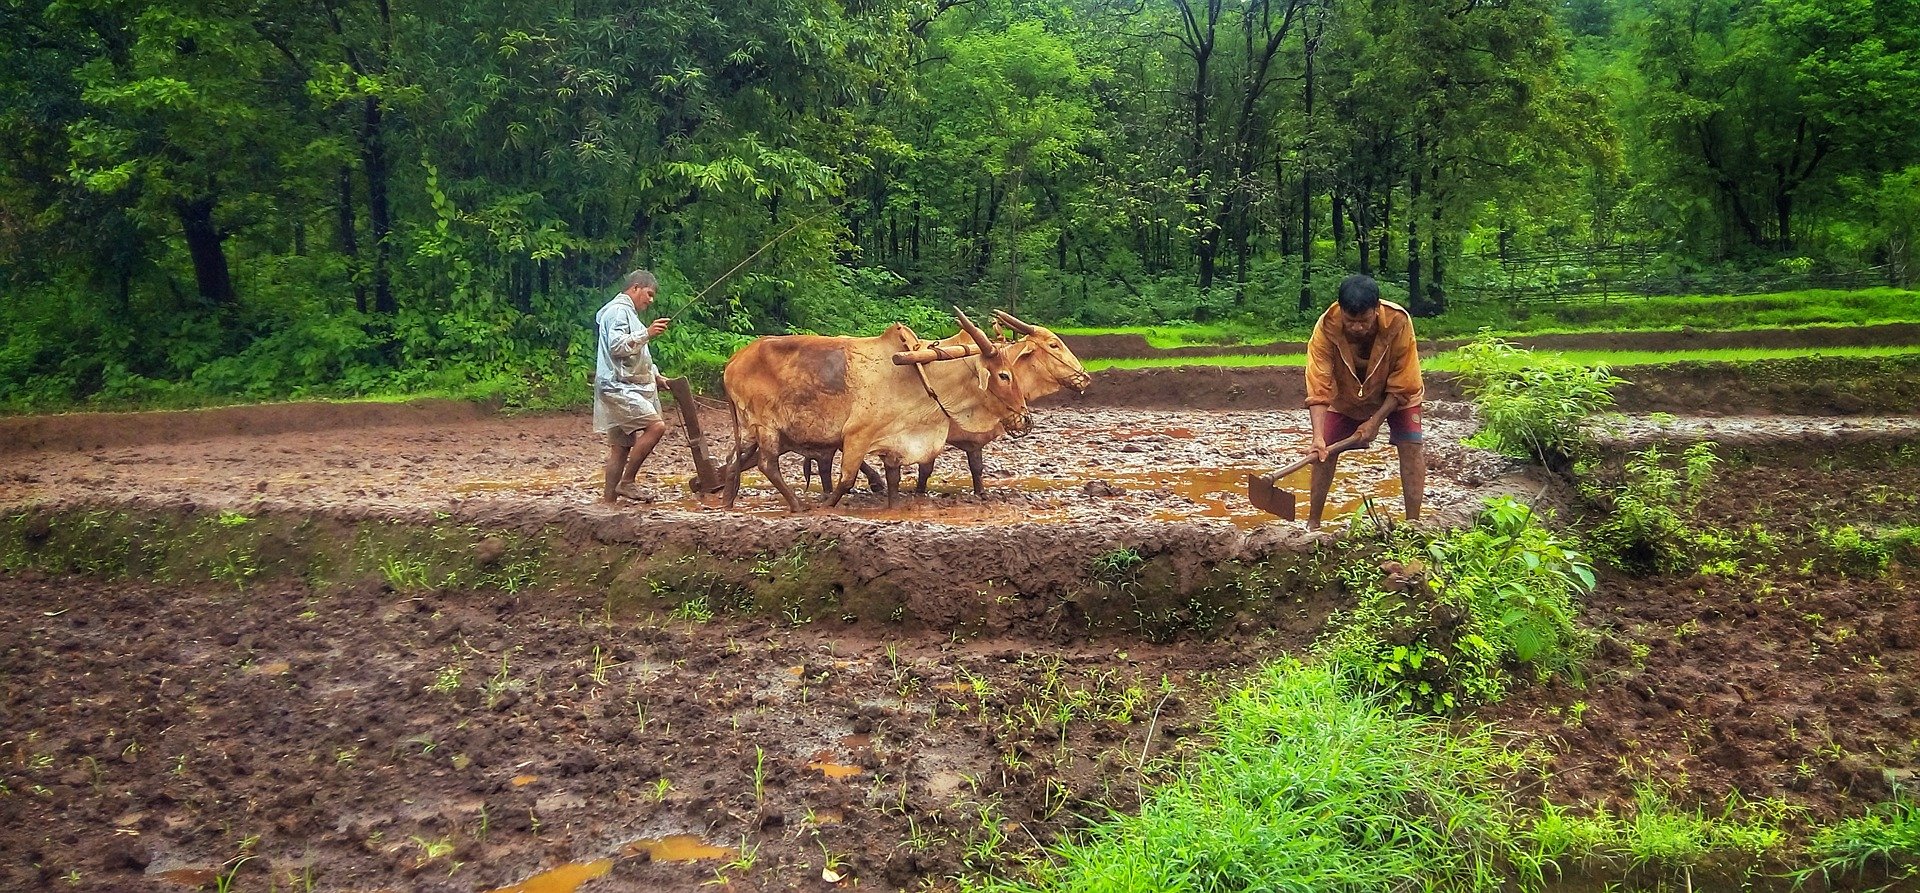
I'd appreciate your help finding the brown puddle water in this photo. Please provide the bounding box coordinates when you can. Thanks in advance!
[806,761,864,780]
[484,859,611,893]
[158,867,221,887]
[623,835,736,862]
[1003,465,1403,529]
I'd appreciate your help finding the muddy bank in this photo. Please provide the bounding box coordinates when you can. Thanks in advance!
[1063,322,1920,361]
[1054,355,1920,416]
[1491,437,1920,824]
[0,399,496,457]
[0,571,1297,892]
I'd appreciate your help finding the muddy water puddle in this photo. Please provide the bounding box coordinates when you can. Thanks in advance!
[623,835,737,862]
[485,859,612,893]
[1003,465,1403,529]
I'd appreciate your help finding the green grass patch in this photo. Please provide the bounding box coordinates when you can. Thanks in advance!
[977,659,1529,893]
[1086,344,1920,372]
[1064,287,1920,349]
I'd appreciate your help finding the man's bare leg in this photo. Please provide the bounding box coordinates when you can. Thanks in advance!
[603,441,633,503]
[1307,454,1339,530]
[616,421,669,499]
[1397,441,1425,522]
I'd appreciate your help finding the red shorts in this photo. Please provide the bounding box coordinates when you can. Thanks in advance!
[1324,406,1423,445]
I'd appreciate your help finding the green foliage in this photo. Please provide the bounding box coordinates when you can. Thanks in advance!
[1585,443,1726,575]
[979,660,1527,893]
[1450,336,1624,469]
[1528,788,1799,874]
[1801,796,1920,889]
[1813,524,1894,578]
[1321,497,1596,712]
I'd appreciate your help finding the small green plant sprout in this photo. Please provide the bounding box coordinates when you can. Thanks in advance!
[651,778,673,802]
[429,663,462,694]
[753,746,767,808]
[1091,548,1145,589]
[671,596,714,623]
[411,835,456,866]
[215,510,254,528]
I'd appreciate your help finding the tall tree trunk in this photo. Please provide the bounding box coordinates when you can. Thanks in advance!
[1428,161,1446,314]
[1378,186,1391,275]
[176,194,236,305]
[1406,137,1423,314]
[1297,34,1314,312]
[1331,188,1346,262]
[337,166,366,314]
[361,96,393,315]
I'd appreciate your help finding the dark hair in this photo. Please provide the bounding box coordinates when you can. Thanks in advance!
[1336,274,1381,315]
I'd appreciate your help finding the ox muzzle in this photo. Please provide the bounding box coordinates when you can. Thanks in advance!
[1004,412,1035,437]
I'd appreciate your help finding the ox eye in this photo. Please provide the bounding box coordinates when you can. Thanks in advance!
[998,372,1011,380]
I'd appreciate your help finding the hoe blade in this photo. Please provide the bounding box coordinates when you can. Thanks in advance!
[1246,473,1297,520]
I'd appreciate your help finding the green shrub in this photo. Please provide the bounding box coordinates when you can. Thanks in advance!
[1586,443,1727,574]
[1322,496,1596,712]
[1450,335,1624,470]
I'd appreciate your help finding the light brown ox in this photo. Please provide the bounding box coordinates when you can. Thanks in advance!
[810,310,1090,496]
[721,311,1029,511]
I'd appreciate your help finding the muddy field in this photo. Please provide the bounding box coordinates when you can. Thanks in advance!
[4,382,1920,891]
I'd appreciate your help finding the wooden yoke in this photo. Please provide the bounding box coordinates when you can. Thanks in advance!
[660,376,724,493]
[891,342,982,365]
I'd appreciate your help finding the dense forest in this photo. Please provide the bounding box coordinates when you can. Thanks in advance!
[2,0,1916,409]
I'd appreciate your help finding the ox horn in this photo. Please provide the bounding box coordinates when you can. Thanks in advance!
[952,306,998,358]
[990,309,1037,336]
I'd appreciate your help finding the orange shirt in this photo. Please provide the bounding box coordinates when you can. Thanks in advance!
[1304,299,1424,419]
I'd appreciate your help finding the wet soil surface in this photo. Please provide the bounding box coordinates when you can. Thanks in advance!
[1491,438,1920,822]
[0,405,1510,534]
[0,572,1303,892]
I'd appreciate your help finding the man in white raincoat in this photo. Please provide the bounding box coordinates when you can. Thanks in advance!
[595,269,672,503]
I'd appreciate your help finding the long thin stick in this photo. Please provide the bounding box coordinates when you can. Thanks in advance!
[659,202,842,319]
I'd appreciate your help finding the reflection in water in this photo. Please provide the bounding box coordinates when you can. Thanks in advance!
[484,859,612,893]
[158,868,221,887]
[622,835,736,862]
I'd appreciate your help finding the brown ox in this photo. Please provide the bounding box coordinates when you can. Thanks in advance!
[722,311,1028,511]
[820,311,1090,496]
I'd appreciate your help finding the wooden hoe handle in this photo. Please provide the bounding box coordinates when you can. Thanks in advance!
[1258,433,1370,483]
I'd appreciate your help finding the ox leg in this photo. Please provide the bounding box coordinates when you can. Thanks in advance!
[827,444,867,508]
[815,452,841,505]
[964,445,987,497]
[883,458,903,509]
[722,441,757,509]
[914,460,934,495]
[859,461,886,493]
[801,457,816,493]
[758,439,803,513]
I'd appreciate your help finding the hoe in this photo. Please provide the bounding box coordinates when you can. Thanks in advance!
[1246,433,1368,520]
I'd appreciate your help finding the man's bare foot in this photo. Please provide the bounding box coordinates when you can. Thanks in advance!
[615,482,653,502]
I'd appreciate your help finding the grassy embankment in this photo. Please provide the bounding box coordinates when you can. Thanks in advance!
[1085,345,1920,372]
[1059,287,1920,348]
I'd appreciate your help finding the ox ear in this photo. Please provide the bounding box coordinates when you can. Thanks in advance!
[990,309,1037,336]
[952,305,998,358]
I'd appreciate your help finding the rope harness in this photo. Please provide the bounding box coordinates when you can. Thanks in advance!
[900,327,962,422]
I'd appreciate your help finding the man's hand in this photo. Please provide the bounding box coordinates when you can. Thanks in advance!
[1354,418,1383,445]
[647,317,671,338]
[1309,435,1329,464]
[654,373,670,390]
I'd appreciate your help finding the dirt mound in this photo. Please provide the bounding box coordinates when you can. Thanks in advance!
[0,399,496,456]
